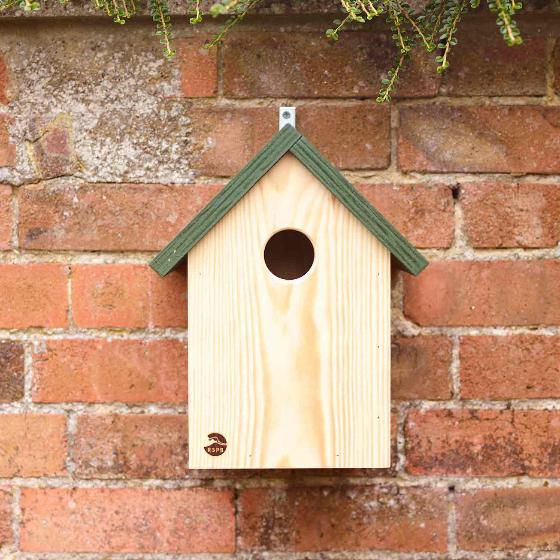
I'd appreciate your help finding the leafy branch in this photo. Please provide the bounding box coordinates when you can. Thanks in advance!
[150,0,175,58]
[436,0,467,72]
[204,0,262,47]
[377,52,406,102]
[0,0,526,99]
[489,0,523,45]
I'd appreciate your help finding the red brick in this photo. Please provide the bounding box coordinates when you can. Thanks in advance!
[18,182,221,251]
[0,414,66,477]
[0,488,11,546]
[298,105,390,170]
[29,115,79,180]
[0,184,11,249]
[0,264,68,328]
[392,336,452,400]
[238,486,447,552]
[223,31,439,100]
[0,57,9,105]
[73,414,188,478]
[358,183,454,248]
[72,264,186,328]
[406,409,560,477]
[32,339,187,404]
[457,488,560,551]
[404,260,560,326]
[0,114,15,167]
[0,341,24,403]
[553,40,560,94]
[398,105,560,173]
[441,36,546,96]
[190,104,390,176]
[190,106,275,176]
[461,182,560,248]
[226,31,401,98]
[461,335,560,399]
[395,47,441,99]
[178,37,217,97]
[20,487,234,553]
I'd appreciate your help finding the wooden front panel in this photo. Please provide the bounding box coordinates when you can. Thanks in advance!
[188,154,391,469]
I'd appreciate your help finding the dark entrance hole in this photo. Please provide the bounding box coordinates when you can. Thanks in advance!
[264,229,315,281]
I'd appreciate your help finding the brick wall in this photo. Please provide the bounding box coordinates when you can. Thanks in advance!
[0,8,559,559]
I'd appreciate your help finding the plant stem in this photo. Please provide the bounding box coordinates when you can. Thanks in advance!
[439,0,465,71]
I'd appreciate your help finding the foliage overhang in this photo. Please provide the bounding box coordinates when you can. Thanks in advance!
[1,0,525,99]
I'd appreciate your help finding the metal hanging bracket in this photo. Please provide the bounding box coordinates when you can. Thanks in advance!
[279,106,296,130]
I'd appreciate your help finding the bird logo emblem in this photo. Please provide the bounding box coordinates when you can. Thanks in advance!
[204,433,227,456]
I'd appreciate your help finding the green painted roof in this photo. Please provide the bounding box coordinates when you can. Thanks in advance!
[150,124,428,277]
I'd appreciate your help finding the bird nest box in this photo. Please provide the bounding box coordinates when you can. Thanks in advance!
[151,123,427,469]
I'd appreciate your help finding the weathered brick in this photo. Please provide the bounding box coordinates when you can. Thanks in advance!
[32,339,187,404]
[223,31,439,99]
[457,488,560,551]
[238,486,447,552]
[0,114,15,167]
[398,105,560,173]
[72,264,186,328]
[553,39,560,94]
[297,104,391,170]
[178,37,218,97]
[20,487,235,553]
[392,336,452,400]
[73,414,188,478]
[29,114,79,180]
[406,409,560,476]
[0,414,66,477]
[358,183,454,248]
[190,104,390,176]
[441,36,546,96]
[19,182,221,251]
[190,106,275,176]
[0,341,24,403]
[0,264,68,328]
[395,47,441,99]
[404,260,560,326]
[0,184,11,249]
[0,57,9,105]
[0,488,11,546]
[461,335,560,399]
[461,182,560,248]
[224,31,391,98]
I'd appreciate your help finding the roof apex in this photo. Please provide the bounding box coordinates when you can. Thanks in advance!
[150,124,427,277]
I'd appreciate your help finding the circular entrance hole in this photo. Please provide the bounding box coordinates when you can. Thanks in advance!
[264,229,315,281]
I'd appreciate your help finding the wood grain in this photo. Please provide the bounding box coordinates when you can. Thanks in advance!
[188,154,391,469]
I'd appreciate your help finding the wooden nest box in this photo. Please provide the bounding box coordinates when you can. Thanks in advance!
[151,123,427,469]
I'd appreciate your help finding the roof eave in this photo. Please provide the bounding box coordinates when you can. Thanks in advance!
[150,124,428,277]
[150,124,302,276]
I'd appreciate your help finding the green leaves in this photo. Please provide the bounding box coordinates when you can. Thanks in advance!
[377,53,406,102]
[91,0,136,26]
[435,0,467,72]
[325,16,352,41]
[22,0,40,10]
[149,0,175,58]
[189,0,202,23]
[326,1,383,42]
[205,0,261,47]
[489,0,523,45]
[1,0,526,99]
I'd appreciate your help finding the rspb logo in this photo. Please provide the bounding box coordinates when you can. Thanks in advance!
[204,433,227,456]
